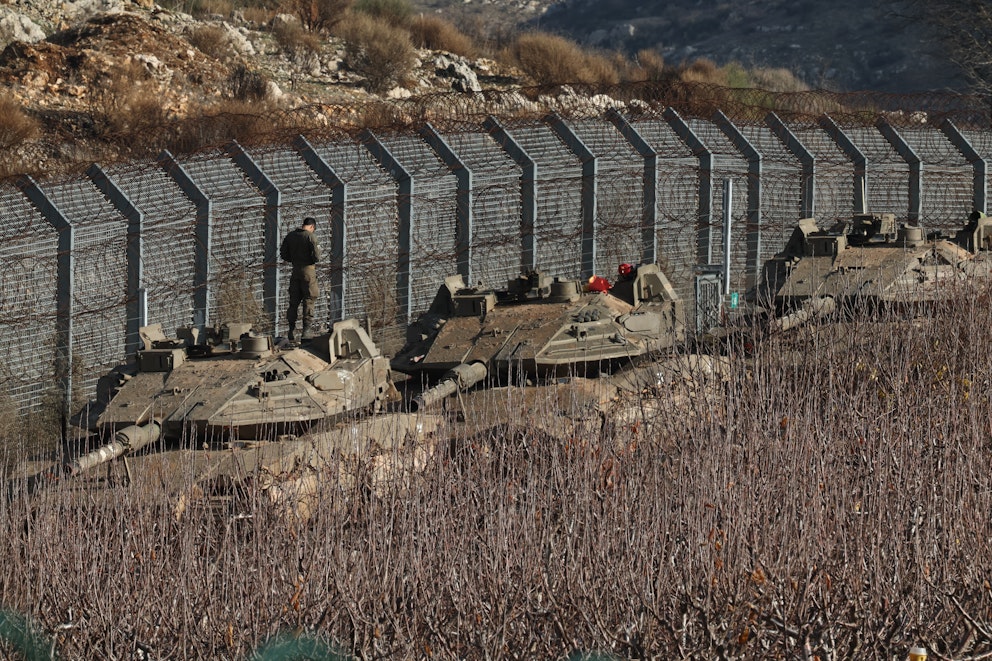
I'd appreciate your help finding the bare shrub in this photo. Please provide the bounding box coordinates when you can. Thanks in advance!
[272,17,323,58]
[749,66,809,92]
[165,99,282,152]
[0,97,38,150]
[228,63,269,101]
[287,0,353,33]
[93,61,169,137]
[337,12,415,94]
[632,48,667,81]
[4,288,992,658]
[501,31,620,85]
[409,14,475,57]
[679,56,728,85]
[187,24,233,59]
[241,5,275,25]
[352,0,412,26]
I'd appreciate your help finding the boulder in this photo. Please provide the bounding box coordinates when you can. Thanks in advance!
[434,53,481,92]
[0,9,46,48]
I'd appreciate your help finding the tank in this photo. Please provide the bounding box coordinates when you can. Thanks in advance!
[68,318,398,477]
[753,212,992,331]
[391,263,686,408]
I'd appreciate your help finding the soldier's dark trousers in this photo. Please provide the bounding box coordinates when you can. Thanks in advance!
[287,265,319,331]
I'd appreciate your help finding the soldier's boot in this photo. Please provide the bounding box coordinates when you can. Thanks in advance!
[286,325,296,343]
[301,323,315,341]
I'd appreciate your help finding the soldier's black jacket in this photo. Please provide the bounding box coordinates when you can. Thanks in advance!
[280,228,321,268]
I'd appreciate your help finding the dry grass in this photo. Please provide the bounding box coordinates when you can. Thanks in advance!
[409,14,476,58]
[93,61,169,137]
[228,63,269,101]
[337,12,416,94]
[501,31,620,85]
[352,0,412,26]
[287,0,353,33]
[0,98,38,151]
[164,98,285,152]
[272,16,323,58]
[3,287,992,658]
[187,24,233,59]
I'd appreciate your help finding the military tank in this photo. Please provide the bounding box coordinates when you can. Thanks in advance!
[68,318,397,477]
[391,263,686,409]
[753,211,992,331]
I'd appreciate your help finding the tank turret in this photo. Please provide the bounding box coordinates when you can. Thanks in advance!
[65,318,397,479]
[754,211,992,330]
[392,263,686,408]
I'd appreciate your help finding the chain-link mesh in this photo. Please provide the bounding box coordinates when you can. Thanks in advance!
[503,121,584,279]
[44,178,128,404]
[439,128,521,289]
[0,186,58,414]
[4,109,992,413]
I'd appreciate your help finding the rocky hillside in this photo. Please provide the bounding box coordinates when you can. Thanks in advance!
[0,0,969,178]
[535,0,963,93]
[0,0,532,176]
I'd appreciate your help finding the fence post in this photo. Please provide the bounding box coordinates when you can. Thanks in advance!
[663,107,713,266]
[361,130,414,322]
[544,112,598,279]
[158,150,212,330]
[484,116,537,273]
[18,176,73,436]
[766,112,816,218]
[419,123,474,284]
[294,135,348,322]
[714,111,762,290]
[86,164,145,355]
[876,118,923,224]
[940,119,988,215]
[225,141,282,335]
[819,115,868,214]
[606,108,658,265]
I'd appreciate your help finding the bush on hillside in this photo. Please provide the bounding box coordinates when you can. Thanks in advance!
[228,64,269,101]
[187,24,233,59]
[635,48,667,81]
[93,61,169,137]
[288,0,353,33]
[273,17,323,59]
[749,66,809,92]
[502,31,619,86]
[409,14,476,57]
[338,12,415,94]
[0,98,38,151]
[352,0,412,26]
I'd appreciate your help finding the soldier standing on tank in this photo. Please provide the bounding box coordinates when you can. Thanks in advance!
[280,216,322,342]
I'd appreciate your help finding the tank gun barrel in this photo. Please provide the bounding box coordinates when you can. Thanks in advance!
[772,296,836,333]
[68,421,162,476]
[412,362,488,411]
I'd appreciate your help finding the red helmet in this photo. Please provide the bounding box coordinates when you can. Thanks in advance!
[618,263,635,278]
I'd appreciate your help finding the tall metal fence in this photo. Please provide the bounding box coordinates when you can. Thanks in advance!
[1,108,987,415]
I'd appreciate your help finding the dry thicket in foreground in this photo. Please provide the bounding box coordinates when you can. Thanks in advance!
[1,290,992,659]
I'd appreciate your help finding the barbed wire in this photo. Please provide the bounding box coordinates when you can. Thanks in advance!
[0,97,988,413]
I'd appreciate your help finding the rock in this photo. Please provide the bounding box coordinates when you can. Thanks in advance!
[269,13,299,30]
[434,53,481,93]
[0,9,46,48]
[63,0,126,22]
[266,80,283,101]
[222,23,255,56]
[133,53,163,71]
[387,86,412,99]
